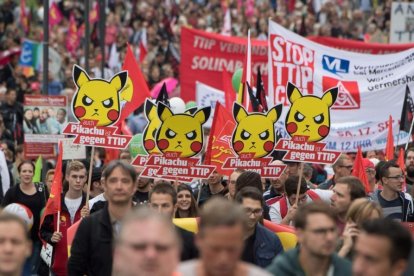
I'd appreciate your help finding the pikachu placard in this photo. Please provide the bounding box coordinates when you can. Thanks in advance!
[132,100,216,181]
[221,102,287,178]
[274,82,341,165]
[62,65,132,149]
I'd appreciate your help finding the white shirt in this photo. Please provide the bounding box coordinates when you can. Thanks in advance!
[65,196,82,224]
[269,189,333,224]
[88,192,106,209]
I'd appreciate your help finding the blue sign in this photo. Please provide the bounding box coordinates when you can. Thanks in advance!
[322,55,350,75]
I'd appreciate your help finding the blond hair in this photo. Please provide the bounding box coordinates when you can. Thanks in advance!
[345,198,383,226]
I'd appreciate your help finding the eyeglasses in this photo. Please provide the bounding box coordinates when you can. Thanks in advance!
[244,208,263,216]
[386,175,405,180]
[307,227,337,236]
[119,241,174,253]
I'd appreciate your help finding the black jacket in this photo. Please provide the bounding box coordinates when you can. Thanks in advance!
[176,226,199,261]
[67,204,113,276]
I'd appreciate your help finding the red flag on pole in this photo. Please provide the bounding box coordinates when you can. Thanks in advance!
[222,70,236,113]
[385,115,395,161]
[66,13,80,55]
[89,1,99,24]
[20,0,29,34]
[40,142,63,239]
[352,147,371,193]
[49,2,63,27]
[397,147,407,192]
[204,102,236,176]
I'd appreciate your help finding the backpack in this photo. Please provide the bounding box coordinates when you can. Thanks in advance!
[279,190,321,219]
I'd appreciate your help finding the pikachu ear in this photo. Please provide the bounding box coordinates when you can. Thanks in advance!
[233,102,248,123]
[287,82,303,104]
[194,107,211,124]
[120,77,133,102]
[185,107,198,115]
[145,99,157,121]
[73,65,90,88]
[157,102,174,122]
[322,87,338,107]
[109,71,128,92]
[266,104,283,123]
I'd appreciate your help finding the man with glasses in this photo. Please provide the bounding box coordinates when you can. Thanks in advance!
[319,154,353,190]
[269,176,332,225]
[235,187,283,268]
[267,202,352,276]
[371,161,414,221]
[112,208,181,276]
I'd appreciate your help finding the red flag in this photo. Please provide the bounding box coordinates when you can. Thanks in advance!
[66,13,80,55]
[204,102,236,176]
[139,29,148,63]
[117,44,151,125]
[40,142,63,238]
[385,115,395,161]
[352,147,371,193]
[67,219,81,256]
[20,0,29,34]
[89,1,99,24]
[221,70,236,113]
[397,147,407,192]
[49,2,63,27]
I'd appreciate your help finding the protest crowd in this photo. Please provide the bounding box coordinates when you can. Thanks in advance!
[1,0,414,276]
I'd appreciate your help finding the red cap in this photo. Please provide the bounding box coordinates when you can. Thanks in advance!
[362,158,375,170]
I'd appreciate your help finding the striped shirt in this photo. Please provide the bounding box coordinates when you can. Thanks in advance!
[377,193,403,221]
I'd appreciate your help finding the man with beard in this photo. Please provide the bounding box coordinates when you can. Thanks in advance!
[134,167,153,204]
[405,148,414,193]
[267,202,351,275]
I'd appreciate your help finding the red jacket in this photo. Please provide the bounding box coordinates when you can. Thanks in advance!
[40,192,86,276]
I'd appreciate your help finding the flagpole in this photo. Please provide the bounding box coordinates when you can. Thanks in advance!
[86,146,95,205]
[99,0,106,77]
[56,210,60,233]
[405,118,414,150]
[294,163,304,206]
[42,0,49,95]
[85,0,90,72]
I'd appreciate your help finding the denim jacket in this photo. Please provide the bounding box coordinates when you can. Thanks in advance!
[254,223,284,268]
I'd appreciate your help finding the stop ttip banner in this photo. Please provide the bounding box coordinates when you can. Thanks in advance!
[268,20,414,151]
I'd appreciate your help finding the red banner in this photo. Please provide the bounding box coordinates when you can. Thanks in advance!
[180,28,414,101]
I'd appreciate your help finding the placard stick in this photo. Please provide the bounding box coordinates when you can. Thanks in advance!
[56,210,61,233]
[85,146,96,205]
[197,180,203,205]
[294,163,304,206]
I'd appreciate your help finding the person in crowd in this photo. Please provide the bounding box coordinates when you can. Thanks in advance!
[178,197,271,276]
[285,162,299,176]
[330,176,366,234]
[302,163,316,188]
[88,172,107,214]
[134,167,152,204]
[236,171,271,220]
[0,213,32,276]
[353,218,412,276]
[235,187,283,268]
[175,184,198,218]
[338,198,383,259]
[0,149,11,202]
[89,167,103,199]
[267,202,352,275]
[198,170,227,206]
[40,161,89,276]
[263,160,287,203]
[11,145,23,186]
[269,175,332,225]
[362,158,377,193]
[0,89,23,143]
[44,169,55,193]
[405,147,414,189]
[23,109,38,134]
[119,149,132,163]
[319,154,353,189]
[371,161,414,221]
[226,168,245,200]
[112,207,181,276]
[149,182,198,261]
[1,160,48,274]
[68,160,137,276]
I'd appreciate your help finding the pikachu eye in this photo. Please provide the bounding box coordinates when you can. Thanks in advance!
[82,95,93,106]
[313,114,324,124]
[259,130,269,140]
[102,98,113,108]
[166,128,176,139]
[294,111,305,122]
[186,130,197,140]
[241,130,251,140]
[152,128,157,138]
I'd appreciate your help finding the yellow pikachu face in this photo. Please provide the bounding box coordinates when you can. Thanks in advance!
[285,82,338,142]
[156,103,211,157]
[72,65,127,126]
[143,99,161,154]
[232,102,282,158]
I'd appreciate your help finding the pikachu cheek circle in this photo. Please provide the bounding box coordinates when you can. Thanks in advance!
[231,102,283,158]
[71,65,128,127]
[155,102,211,158]
[284,82,338,142]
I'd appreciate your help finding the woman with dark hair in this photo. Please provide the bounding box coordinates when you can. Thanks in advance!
[23,109,39,134]
[175,184,199,218]
[1,160,49,274]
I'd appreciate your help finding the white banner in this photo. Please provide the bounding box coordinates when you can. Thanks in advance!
[268,21,414,151]
[195,81,225,128]
[60,138,86,160]
[390,2,414,43]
